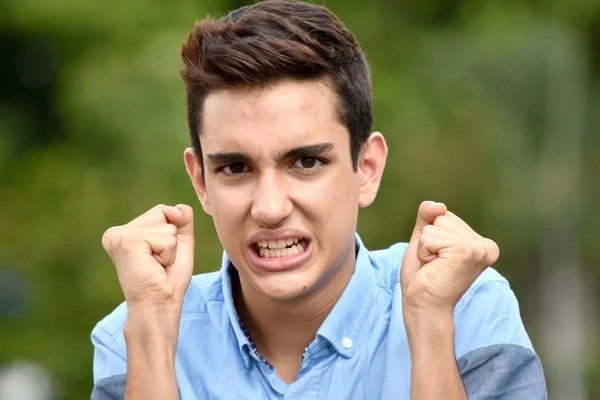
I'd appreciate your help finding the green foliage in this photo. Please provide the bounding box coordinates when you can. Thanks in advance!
[1,0,599,398]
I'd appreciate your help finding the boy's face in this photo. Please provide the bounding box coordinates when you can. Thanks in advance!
[185,79,386,301]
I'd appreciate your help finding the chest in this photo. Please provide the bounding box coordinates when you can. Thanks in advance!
[174,331,412,400]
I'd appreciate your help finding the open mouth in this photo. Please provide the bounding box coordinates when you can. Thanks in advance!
[253,238,309,258]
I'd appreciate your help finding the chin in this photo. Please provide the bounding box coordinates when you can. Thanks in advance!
[254,272,322,301]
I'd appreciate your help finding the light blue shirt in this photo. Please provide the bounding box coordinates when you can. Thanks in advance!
[91,235,547,399]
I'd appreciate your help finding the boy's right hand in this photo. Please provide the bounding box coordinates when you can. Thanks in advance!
[101,204,195,316]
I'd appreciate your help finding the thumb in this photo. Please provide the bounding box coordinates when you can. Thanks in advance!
[409,201,447,243]
[173,204,194,245]
[401,201,447,283]
[164,205,195,291]
[163,204,195,245]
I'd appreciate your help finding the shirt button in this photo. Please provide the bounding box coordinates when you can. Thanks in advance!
[342,337,352,349]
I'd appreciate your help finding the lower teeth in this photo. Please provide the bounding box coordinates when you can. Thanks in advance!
[259,243,305,258]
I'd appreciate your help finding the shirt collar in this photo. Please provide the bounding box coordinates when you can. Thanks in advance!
[220,233,375,366]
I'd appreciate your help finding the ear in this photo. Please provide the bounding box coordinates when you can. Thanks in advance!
[184,148,212,216]
[357,132,388,208]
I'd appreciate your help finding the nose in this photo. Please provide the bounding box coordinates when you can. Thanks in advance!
[250,171,293,227]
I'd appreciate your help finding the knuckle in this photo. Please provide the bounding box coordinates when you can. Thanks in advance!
[456,239,475,259]
[177,204,191,213]
[149,204,169,217]
[422,224,435,236]
[432,215,447,226]
[101,226,120,249]
[166,235,178,248]
[468,239,487,261]
[447,211,459,220]
[418,234,429,248]
[165,223,178,236]
[487,238,499,251]
[117,229,136,247]
[101,229,112,248]
[486,238,500,261]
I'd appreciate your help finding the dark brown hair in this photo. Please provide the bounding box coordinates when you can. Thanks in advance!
[180,0,372,171]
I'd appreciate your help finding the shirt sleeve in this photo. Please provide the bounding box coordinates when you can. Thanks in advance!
[91,323,128,400]
[453,277,548,399]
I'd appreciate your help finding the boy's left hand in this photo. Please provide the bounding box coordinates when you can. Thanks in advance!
[400,201,500,318]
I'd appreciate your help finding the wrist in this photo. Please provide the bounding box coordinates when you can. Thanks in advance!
[127,299,183,320]
[123,313,181,400]
[403,307,455,346]
[405,310,466,399]
[125,307,182,354]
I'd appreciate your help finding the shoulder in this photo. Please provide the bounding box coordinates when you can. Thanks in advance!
[182,270,223,313]
[453,268,531,354]
[92,270,222,338]
[365,240,531,350]
[366,240,512,308]
[364,240,546,396]
[452,271,547,397]
[366,241,409,290]
[91,270,224,388]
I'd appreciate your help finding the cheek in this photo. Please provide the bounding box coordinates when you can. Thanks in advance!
[208,186,249,233]
[293,171,360,217]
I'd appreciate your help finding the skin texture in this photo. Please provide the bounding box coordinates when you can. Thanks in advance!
[101,204,194,399]
[101,78,499,398]
[184,79,387,381]
[401,201,499,399]
[186,79,383,302]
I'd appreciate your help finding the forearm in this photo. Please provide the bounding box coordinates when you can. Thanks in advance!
[124,310,181,400]
[406,312,467,400]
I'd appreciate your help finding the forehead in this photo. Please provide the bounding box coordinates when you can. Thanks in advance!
[200,79,349,151]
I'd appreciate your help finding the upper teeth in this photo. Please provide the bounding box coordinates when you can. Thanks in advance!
[257,238,301,249]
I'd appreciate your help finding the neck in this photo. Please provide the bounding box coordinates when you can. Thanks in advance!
[233,241,356,365]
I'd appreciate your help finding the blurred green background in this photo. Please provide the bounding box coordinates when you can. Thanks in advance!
[0,0,599,398]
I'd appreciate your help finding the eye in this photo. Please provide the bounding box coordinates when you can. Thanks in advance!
[293,157,323,170]
[222,162,249,175]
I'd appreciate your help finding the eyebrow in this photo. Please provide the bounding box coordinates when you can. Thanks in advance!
[279,142,334,161]
[206,151,251,166]
[206,142,335,165]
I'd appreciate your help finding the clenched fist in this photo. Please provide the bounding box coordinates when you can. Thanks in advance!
[101,204,195,312]
[400,201,499,316]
